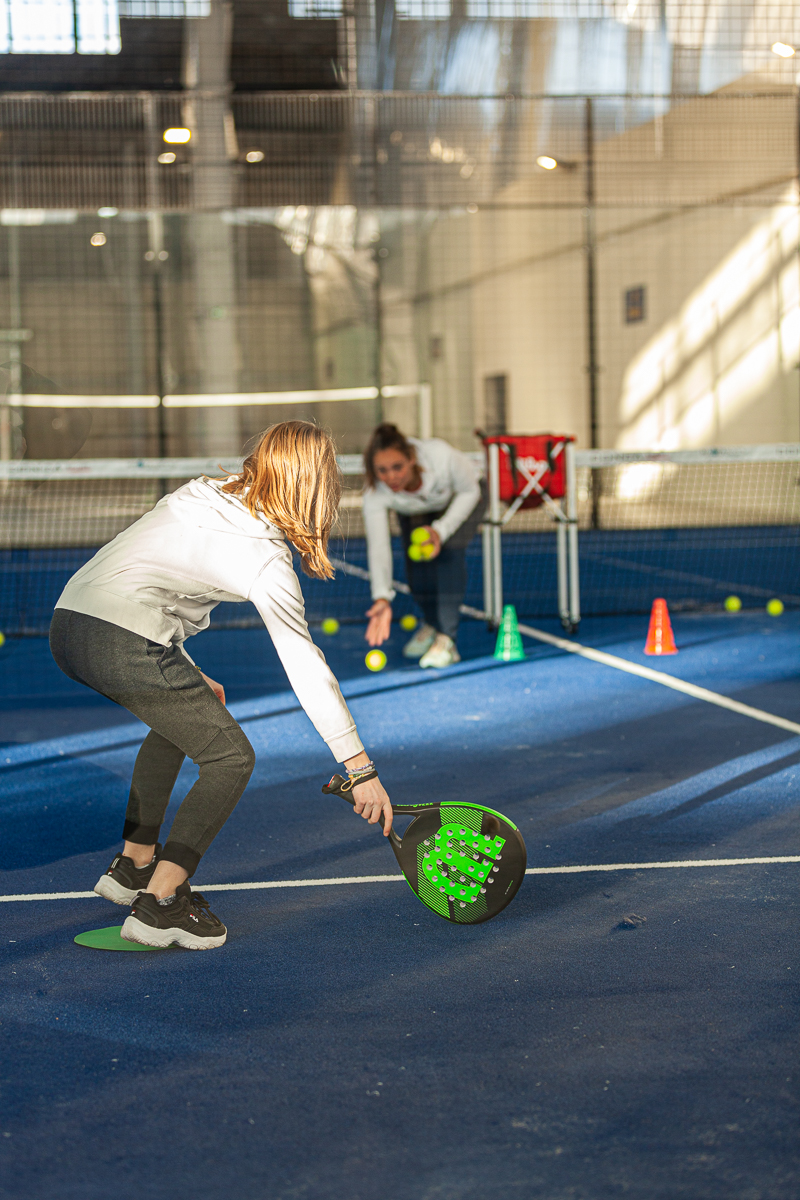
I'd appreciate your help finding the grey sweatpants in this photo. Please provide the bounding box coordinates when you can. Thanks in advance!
[49,609,255,876]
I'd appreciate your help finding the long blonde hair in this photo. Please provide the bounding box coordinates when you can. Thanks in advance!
[221,421,341,579]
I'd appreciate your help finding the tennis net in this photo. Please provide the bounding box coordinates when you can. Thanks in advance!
[504,446,800,620]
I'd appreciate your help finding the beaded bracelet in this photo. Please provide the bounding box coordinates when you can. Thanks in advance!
[346,759,376,780]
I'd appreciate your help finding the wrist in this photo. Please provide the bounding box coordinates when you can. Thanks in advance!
[345,751,371,770]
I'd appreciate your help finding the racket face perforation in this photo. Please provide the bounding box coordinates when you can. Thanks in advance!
[401,804,526,925]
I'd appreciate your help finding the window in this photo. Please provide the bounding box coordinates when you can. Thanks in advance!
[288,0,342,17]
[0,0,120,53]
[118,1,210,13]
[396,0,451,19]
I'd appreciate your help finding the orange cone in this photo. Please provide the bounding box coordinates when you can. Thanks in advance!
[644,598,677,655]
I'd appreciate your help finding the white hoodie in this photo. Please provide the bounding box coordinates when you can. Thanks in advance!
[56,476,363,763]
[362,437,481,602]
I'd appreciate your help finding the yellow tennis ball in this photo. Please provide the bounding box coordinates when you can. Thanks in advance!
[400,614,418,631]
[410,527,430,545]
[724,595,742,613]
[321,618,340,635]
[0,631,5,647]
[408,544,423,561]
[420,543,436,560]
[767,598,784,616]
[365,649,387,672]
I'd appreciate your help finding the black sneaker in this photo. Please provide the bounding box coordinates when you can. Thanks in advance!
[94,844,162,906]
[120,882,227,950]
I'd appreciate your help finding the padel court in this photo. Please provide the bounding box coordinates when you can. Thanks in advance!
[2,603,798,1200]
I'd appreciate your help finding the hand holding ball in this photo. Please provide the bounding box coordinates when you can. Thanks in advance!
[408,527,436,561]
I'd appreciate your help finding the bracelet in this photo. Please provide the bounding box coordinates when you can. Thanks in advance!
[346,759,376,780]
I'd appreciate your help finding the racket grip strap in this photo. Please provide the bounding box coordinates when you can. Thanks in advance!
[322,771,379,798]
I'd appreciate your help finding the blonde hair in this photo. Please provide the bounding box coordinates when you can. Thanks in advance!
[221,421,341,579]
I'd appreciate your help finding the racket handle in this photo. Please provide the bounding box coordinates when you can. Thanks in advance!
[322,774,400,844]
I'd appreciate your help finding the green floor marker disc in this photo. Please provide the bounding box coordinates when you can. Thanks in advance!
[74,926,165,952]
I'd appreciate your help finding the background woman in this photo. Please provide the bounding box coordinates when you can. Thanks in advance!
[50,421,392,950]
[362,423,484,668]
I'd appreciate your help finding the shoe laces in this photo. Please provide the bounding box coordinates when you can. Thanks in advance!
[189,890,214,919]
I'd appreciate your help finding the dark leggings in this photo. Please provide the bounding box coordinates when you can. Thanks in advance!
[49,610,255,876]
[399,485,486,641]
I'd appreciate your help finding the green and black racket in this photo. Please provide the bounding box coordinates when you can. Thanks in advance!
[322,774,527,924]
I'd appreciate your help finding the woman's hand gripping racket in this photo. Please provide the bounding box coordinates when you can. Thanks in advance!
[322,774,527,924]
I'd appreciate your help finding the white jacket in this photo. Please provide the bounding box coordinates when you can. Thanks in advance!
[56,477,363,763]
[362,437,481,602]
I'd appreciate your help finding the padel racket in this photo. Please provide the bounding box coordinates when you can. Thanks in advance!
[322,774,527,924]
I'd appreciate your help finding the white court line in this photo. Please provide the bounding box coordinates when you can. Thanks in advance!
[2,856,799,903]
[511,615,800,737]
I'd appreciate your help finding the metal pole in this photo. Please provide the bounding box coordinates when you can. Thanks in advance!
[488,441,503,625]
[418,382,432,439]
[1,225,23,464]
[584,98,601,530]
[566,440,581,630]
[556,506,568,627]
[482,520,493,626]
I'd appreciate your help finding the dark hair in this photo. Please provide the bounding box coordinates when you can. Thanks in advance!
[363,423,415,488]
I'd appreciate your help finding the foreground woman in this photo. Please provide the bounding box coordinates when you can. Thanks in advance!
[50,422,392,950]
[362,423,484,668]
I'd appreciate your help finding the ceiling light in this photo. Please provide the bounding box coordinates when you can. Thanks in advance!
[158,152,176,164]
[772,42,795,57]
[245,150,264,163]
[537,155,558,170]
[97,207,118,218]
[163,127,191,144]
[90,232,107,246]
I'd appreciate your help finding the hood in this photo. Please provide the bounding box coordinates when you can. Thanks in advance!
[166,476,286,542]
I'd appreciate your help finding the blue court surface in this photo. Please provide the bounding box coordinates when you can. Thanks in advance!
[1,609,799,1199]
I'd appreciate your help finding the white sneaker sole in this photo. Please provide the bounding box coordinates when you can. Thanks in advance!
[419,651,461,669]
[94,875,140,906]
[120,915,227,950]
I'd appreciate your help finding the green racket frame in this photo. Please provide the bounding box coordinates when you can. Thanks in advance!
[322,775,527,924]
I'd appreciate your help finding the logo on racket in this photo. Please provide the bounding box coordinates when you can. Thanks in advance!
[419,822,505,908]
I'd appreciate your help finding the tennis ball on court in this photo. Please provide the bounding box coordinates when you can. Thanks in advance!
[0,631,5,648]
[767,598,784,616]
[410,527,430,545]
[400,614,418,631]
[365,649,387,672]
[724,595,742,613]
[321,617,340,635]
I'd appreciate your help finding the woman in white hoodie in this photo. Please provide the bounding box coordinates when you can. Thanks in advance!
[363,424,484,668]
[49,421,392,950]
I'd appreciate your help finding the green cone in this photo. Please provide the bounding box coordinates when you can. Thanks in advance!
[494,604,526,662]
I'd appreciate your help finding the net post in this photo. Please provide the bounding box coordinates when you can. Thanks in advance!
[482,520,493,624]
[556,507,568,627]
[418,383,432,440]
[488,441,502,624]
[565,440,581,630]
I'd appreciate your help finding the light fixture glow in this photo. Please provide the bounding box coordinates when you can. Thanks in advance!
[772,42,795,57]
[537,155,558,170]
[90,232,107,246]
[163,127,191,144]
[97,207,118,218]
[157,152,176,164]
[245,150,265,163]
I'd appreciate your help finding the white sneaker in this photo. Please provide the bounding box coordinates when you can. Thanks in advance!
[419,634,461,669]
[402,623,437,659]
